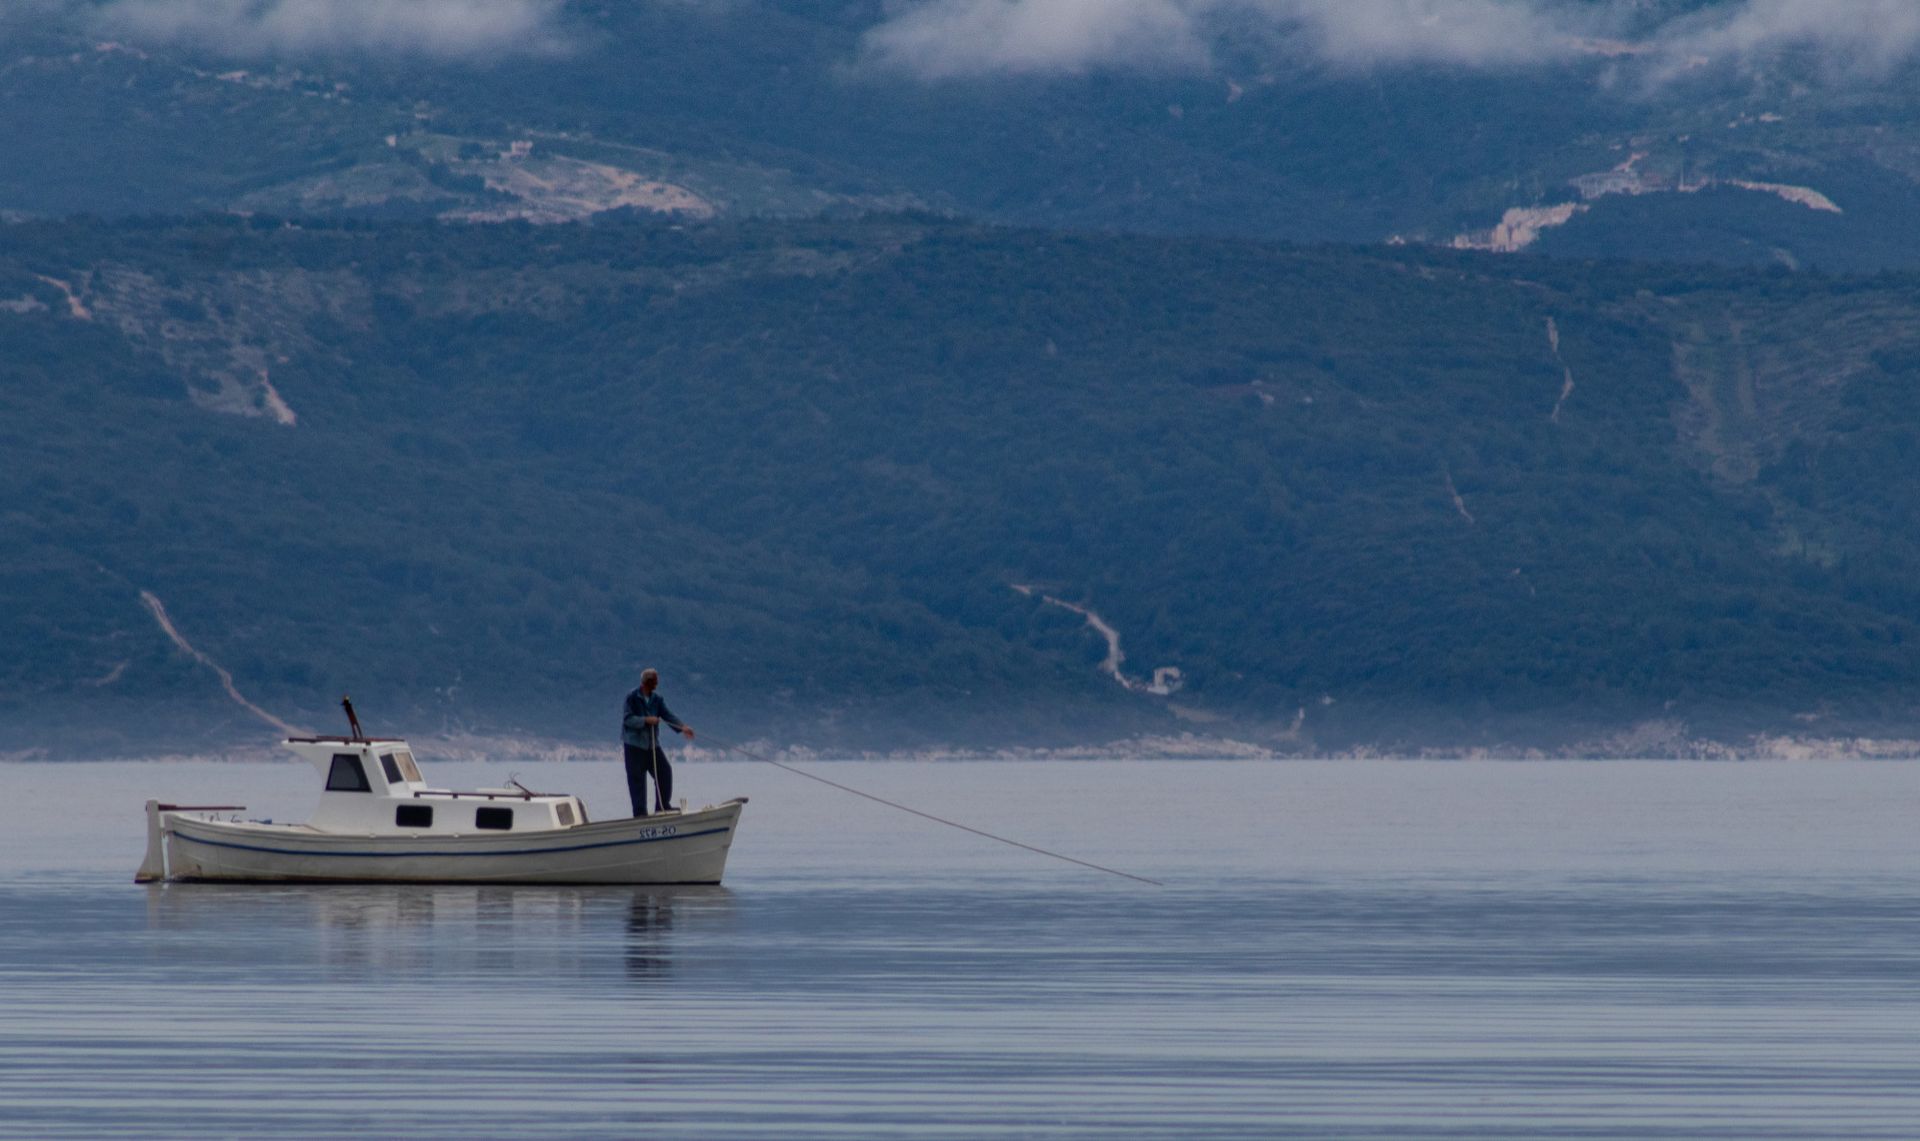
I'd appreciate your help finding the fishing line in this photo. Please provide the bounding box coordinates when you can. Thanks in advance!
[697,733,1165,887]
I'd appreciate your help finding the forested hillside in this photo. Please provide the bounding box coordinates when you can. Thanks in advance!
[6,212,1920,755]
[8,2,1920,268]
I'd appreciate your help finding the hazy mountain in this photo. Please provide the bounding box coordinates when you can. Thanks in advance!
[10,3,1920,757]
[7,2,1920,268]
[6,212,1920,756]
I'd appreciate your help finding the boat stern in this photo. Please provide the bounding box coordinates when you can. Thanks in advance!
[134,800,166,883]
[135,800,251,883]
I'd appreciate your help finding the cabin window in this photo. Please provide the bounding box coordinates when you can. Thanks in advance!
[394,751,422,783]
[325,754,371,792]
[556,802,575,827]
[395,804,433,828]
[379,754,404,785]
[475,807,513,831]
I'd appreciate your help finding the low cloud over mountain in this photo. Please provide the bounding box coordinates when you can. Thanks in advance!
[857,0,1210,78]
[87,0,566,59]
[863,0,1920,82]
[1658,0,1920,80]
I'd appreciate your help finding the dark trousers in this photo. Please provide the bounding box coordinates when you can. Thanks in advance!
[623,742,673,816]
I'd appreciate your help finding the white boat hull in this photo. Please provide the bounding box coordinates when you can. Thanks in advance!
[151,801,745,885]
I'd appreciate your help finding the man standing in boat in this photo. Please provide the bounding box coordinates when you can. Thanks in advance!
[623,668,693,817]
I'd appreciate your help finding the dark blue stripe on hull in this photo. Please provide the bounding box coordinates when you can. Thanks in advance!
[173,825,731,860]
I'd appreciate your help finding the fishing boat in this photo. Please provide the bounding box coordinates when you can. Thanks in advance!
[135,706,746,885]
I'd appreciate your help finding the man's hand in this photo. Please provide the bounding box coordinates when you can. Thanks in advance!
[681,726,696,741]
[643,715,659,726]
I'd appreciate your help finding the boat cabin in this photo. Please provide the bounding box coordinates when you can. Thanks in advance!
[284,737,587,835]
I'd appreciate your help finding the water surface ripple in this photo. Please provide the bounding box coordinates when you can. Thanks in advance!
[2,759,1918,1138]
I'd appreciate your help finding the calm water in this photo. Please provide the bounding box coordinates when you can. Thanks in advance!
[2,758,1919,1139]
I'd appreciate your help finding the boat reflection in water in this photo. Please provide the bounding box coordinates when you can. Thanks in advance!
[625,889,676,981]
[142,881,731,981]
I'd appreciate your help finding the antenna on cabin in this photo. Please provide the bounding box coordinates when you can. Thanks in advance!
[341,696,367,743]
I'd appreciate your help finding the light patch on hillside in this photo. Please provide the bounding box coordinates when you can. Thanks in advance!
[191,62,349,100]
[1671,316,1764,483]
[87,660,130,687]
[447,153,713,224]
[1665,294,1895,490]
[1728,179,1841,213]
[256,367,297,426]
[1571,164,1842,214]
[80,264,362,424]
[1455,169,1841,255]
[1014,583,1184,696]
[232,161,456,214]
[1441,464,1475,525]
[35,274,93,319]
[1546,315,1576,422]
[1450,202,1586,253]
[140,589,306,736]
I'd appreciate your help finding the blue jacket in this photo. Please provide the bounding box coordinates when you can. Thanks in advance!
[622,688,685,749]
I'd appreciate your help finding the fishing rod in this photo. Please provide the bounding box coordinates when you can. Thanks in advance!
[696,733,1165,887]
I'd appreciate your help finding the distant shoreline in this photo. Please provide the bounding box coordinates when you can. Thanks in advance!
[11,728,1920,764]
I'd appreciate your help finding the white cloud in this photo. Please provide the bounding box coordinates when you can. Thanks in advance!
[1262,0,1603,69]
[862,0,1920,82]
[90,0,567,60]
[1658,0,1920,79]
[861,0,1612,77]
[862,0,1211,78]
